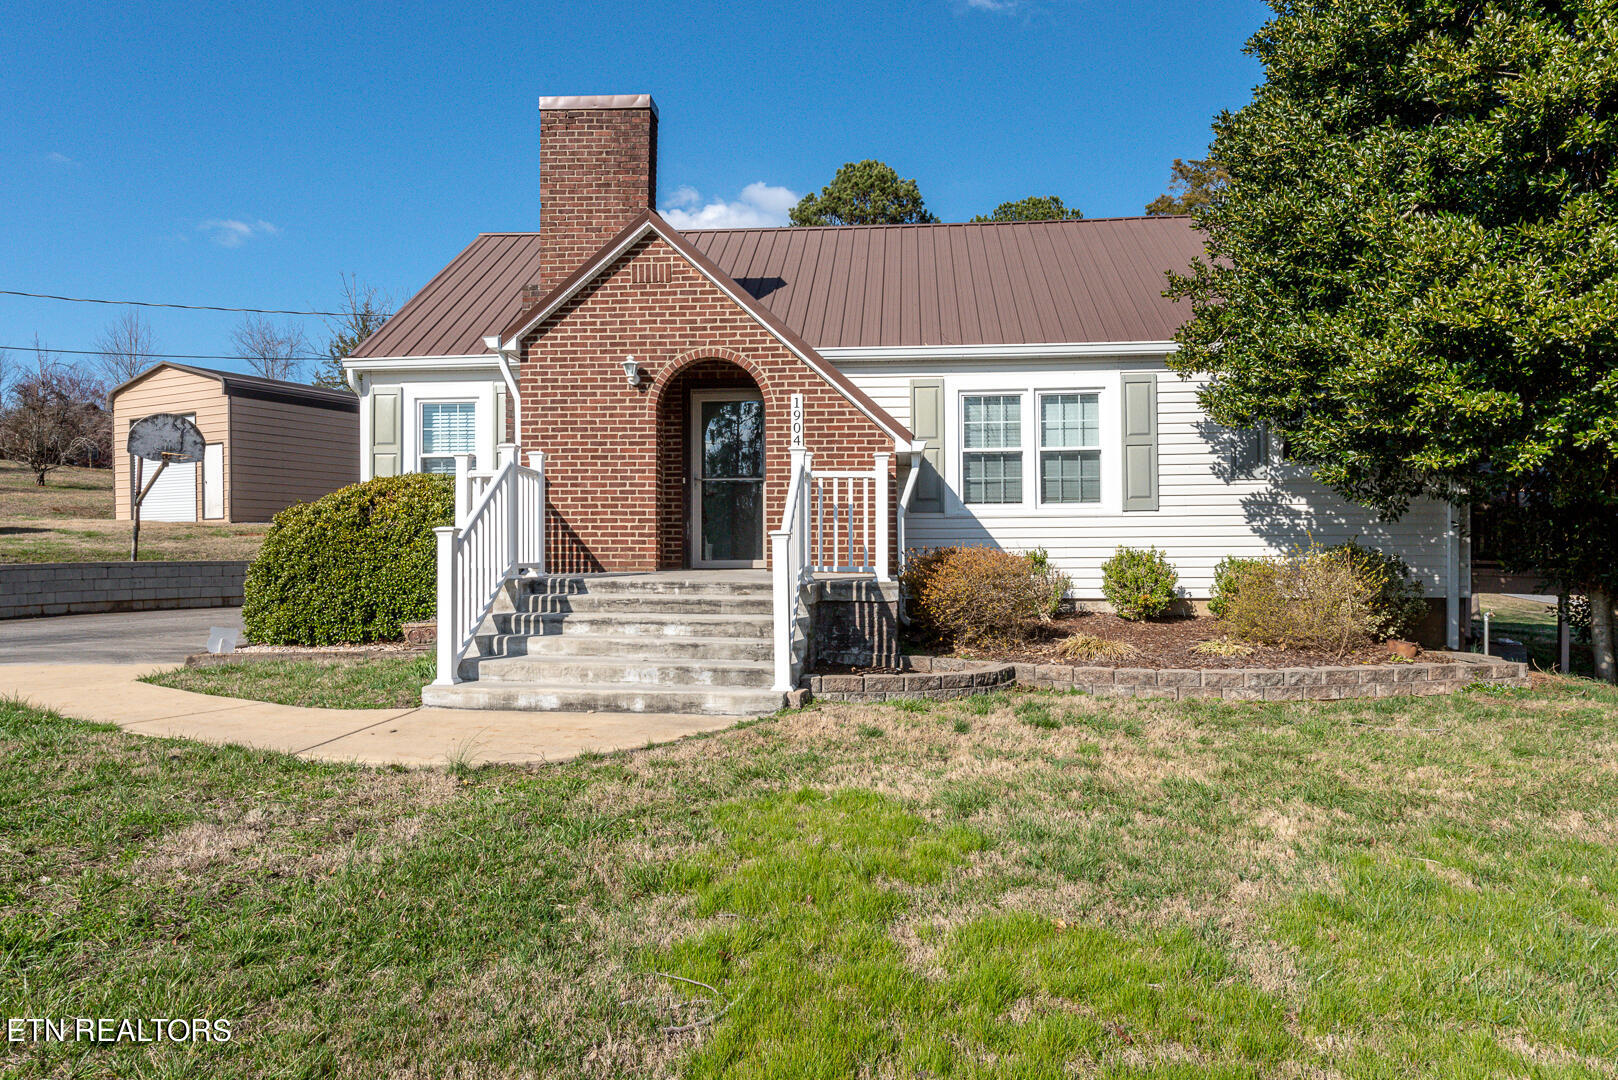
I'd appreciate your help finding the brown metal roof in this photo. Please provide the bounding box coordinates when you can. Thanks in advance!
[349,233,544,359]
[500,211,914,445]
[684,216,1202,348]
[357,216,1200,359]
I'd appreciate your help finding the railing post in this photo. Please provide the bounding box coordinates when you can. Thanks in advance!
[452,453,473,525]
[528,450,546,573]
[874,452,892,581]
[496,442,516,470]
[770,528,793,693]
[433,525,460,686]
[503,464,519,579]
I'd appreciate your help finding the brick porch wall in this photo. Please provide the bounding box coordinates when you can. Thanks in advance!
[518,234,897,573]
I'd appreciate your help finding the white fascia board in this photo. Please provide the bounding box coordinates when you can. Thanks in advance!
[342,355,502,374]
[818,341,1179,363]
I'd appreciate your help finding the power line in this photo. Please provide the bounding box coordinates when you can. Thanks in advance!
[0,344,331,362]
[0,288,393,318]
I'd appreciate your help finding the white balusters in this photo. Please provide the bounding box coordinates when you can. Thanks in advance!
[434,450,549,686]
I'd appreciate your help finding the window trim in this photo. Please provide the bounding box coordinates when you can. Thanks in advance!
[416,397,478,474]
[1037,390,1103,506]
[960,392,1025,507]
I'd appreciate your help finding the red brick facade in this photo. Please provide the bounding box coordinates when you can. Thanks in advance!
[518,234,898,572]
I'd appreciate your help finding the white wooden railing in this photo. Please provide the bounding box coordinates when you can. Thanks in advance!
[808,453,890,578]
[769,448,816,692]
[433,445,546,685]
[770,451,893,692]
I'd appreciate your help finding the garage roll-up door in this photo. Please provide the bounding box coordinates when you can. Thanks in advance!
[142,460,197,521]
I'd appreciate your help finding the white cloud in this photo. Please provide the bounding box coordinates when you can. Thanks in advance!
[198,218,281,248]
[659,182,799,229]
[44,151,77,166]
[961,0,1017,10]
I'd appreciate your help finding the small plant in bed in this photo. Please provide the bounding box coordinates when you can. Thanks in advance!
[1190,636,1255,658]
[1100,546,1179,620]
[1054,632,1139,662]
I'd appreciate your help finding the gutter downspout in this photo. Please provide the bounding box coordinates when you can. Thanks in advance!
[895,438,926,623]
[1446,503,1461,650]
[485,335,521,453]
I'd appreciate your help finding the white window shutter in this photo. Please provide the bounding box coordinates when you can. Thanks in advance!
[371,389,402,478]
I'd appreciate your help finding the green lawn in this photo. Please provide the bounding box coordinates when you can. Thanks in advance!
[143,656,435,709]
[5,678,1618,1077]
[1472,592,1593,676]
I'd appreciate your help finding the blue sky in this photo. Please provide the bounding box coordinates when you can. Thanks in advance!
[1,0,1270,375]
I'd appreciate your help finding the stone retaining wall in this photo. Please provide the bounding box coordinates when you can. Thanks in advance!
[0,561,248,620]
[806,651,1527,703]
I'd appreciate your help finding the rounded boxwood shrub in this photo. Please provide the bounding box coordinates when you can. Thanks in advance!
[1100,545,1179,620]
[243,474,454,645]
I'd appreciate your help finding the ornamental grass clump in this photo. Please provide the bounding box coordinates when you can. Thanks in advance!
[243,474,453,645]
[1054,633,1139,662]
[1100,546,1179,620]
[902,545,1069,648]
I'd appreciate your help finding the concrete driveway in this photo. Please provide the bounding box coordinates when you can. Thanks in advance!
[0,607,243,664]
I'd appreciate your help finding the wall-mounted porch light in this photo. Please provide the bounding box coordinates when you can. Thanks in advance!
[621,356,641,386]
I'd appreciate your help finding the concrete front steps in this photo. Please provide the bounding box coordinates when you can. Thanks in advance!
[421,571,791,716]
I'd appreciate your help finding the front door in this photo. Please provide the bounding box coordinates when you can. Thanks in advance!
[690,390,765,567]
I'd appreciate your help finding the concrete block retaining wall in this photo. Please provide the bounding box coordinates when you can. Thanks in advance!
[805,651,1528,703]
[0,561,249,619]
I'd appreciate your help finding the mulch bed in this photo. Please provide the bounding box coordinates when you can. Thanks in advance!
[826,612,1454,673]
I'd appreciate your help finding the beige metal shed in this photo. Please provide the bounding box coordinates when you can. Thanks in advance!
[110,363,359,523]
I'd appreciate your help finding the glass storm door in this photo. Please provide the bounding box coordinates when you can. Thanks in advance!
[691,391,765,567]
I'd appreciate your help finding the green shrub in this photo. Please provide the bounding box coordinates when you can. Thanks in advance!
[1220,543,1396,657]
[1325,540,1428,640]
[243,474,454,645]
[901,546,1069,647]
[1100,546,1180,620]
[1209,556,1267,619]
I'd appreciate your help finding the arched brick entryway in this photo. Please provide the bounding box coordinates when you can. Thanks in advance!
[652,353,772,569]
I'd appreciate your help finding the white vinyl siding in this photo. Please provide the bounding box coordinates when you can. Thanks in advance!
[962,394,1022,505]
[837,357,1455,600]
[1039,392,1100,504]
[419,400,477,474]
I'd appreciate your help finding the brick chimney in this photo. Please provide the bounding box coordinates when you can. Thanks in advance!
[534,94,658,296]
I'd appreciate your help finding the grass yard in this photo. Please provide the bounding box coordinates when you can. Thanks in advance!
[6,679,1618,1078]
[0,459,267,562]
[143,656,436,709]
[1471,592,1593,676]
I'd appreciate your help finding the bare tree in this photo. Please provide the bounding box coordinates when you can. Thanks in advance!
[0,341,109,485]
[313,274,393,391]
[232,314,310,382]
[94,309,158,388]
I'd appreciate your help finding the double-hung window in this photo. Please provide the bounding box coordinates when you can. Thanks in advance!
[419,401,476,474]
[962,394,1022,505]
[1039,392,1100,504]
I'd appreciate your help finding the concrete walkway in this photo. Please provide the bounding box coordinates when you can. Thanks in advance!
[0,663,740,768]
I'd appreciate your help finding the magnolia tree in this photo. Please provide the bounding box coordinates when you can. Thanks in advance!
[1167,0,1618,681]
